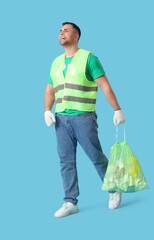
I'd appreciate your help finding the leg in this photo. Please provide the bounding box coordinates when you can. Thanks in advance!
[71,111,115,193]
[55,114,79,205]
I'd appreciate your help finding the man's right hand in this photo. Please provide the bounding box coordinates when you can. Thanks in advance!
[44,110,56,127]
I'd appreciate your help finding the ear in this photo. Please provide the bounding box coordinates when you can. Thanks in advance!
[74,31,79,41]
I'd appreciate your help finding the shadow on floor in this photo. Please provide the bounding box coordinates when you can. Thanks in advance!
[118,197,144,209]
[79,197,144,212]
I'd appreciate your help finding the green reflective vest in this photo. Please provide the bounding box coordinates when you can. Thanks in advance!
[50,48,98,113]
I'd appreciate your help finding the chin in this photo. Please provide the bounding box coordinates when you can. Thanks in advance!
[60,43,65,47]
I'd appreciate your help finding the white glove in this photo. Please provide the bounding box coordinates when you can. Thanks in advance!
[44,110,56,127]
[113,109,125,126]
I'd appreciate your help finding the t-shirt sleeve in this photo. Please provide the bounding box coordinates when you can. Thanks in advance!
[47,64,53,85]
[87,53,105,81]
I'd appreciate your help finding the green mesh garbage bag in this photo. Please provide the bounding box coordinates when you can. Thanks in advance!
[102,124,150,193]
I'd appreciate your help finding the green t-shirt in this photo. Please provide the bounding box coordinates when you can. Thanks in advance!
[48,52,105,115]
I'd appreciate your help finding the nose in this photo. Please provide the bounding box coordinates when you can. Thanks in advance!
[60,30,64,35]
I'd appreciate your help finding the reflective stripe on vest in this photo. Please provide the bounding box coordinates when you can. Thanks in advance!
[54,83,98,93]
[56,96,96,104]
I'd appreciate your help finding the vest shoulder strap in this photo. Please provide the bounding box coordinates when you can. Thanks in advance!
[52,49,95,67]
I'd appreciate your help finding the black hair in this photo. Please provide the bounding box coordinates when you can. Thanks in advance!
[62,22,81,41]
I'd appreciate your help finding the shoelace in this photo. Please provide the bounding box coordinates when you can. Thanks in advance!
[110,194,114,200]
[62,202,70,209]
[110,192,121,201]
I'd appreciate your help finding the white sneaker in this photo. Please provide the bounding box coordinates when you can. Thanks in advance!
[109,192,122,209]
[54,202,79,218]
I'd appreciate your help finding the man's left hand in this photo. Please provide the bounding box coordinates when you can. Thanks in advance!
[113,109,126,126]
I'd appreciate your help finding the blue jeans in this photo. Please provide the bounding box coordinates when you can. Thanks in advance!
[55,111,115,205]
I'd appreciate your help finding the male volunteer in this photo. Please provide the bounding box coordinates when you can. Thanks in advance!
[44,22,126,218]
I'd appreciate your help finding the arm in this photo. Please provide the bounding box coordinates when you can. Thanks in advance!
[44,84,55,111]
[95,74,121,111]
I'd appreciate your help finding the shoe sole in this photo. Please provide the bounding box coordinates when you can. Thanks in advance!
[54,209,79,218]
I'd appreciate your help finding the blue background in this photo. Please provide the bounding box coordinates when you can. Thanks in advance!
[0,0,153,239]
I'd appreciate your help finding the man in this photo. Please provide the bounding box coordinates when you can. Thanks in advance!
[44,22,125,218]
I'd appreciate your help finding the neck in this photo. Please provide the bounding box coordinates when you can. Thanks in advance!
[64,45,80,58]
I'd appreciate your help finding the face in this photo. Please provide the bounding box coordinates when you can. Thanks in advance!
[59,24,79,47]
